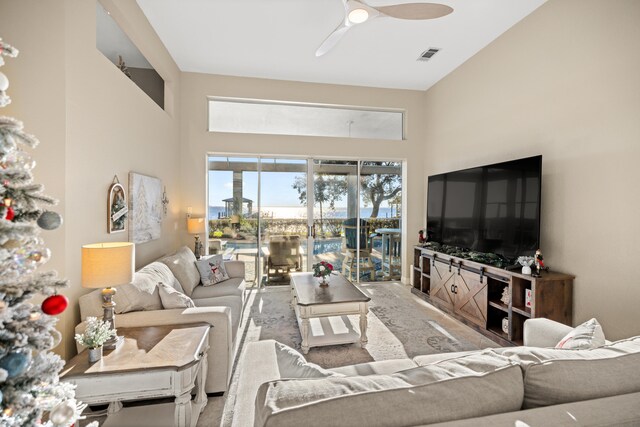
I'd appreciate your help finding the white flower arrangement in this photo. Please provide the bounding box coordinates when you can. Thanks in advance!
[517,256,535,267]
[74,317,116,349]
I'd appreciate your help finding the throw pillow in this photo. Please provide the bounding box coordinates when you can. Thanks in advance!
[274,341,342,378]
[555,318,605,350]
[159,246,201,296]
[195,255,230,286]
[113,262,166,313]
[157,282,195,309]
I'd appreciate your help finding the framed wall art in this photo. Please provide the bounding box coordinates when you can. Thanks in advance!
[107,175,128,234]
[128,172,163,244]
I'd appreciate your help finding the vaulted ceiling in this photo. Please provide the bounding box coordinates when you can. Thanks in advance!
[136,0,546,90]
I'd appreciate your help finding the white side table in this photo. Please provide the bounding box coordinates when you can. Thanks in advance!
[62,324,210,427]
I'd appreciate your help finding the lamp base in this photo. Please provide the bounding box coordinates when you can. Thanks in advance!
[101,287,123,350]
[194,236,203,260]
[104,335,124,350]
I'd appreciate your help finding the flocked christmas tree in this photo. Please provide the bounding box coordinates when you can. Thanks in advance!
[0,38,91,427]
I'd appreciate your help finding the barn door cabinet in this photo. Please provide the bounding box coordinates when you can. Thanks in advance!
[412,246,574,346]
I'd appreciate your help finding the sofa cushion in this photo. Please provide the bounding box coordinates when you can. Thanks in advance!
[113,262,169,313]
[191,277,245,300]
[413,350,480,367]
[224,260,245,279]
[331,359,418,377]
[274,342,343,379]
[555,318,605,349]
[195,255,229,286]
[255,351,523,427]
[428,391,640,427]
[160,246,201,296]
[496,336,640,408]
[158,282,195,309]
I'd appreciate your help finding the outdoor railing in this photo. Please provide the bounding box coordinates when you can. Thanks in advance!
[208,217,400,240]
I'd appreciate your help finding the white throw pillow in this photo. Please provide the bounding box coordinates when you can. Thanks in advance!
[158,282,195,309]
[195,255,230,286]
[113,262,167,313]
[159,246,201,296]
[556,318,605,349]
[274,342,343,378]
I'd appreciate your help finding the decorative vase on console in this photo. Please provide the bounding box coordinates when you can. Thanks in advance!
[312,261,334,287]
[517,256,535,275]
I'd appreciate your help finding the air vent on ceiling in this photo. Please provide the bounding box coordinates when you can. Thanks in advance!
[417,48,440,62]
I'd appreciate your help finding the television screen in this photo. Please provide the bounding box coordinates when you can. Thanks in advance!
[427,155,541,260]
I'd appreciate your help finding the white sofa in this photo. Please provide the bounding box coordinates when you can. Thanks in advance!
[77,246,245,394]
[233,318,640,426]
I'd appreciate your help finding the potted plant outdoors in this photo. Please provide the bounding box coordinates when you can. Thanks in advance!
[74,317,116,363]
[312,260,334,287]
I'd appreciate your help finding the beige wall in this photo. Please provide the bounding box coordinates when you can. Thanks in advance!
[423,0,640,339]
[1,1,68,355]
[180,72,426,281]
[1,0,182,359]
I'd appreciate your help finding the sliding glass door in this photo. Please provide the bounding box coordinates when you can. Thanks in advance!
[208,156,403,285]
[207,157,260,282]
[260,159,308,283]
[311,160,358,280]
[360,161,402,281]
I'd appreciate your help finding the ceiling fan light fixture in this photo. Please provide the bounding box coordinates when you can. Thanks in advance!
[348,8,369,24]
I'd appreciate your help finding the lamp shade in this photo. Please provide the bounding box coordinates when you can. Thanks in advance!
[187,217,206,234]
[81,242,135,289]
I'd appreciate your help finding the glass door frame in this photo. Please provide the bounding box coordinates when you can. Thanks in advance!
[206,153,406,284]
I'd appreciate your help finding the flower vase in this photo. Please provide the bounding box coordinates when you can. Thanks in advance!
[88,346,103,363]
[317,275,329,287]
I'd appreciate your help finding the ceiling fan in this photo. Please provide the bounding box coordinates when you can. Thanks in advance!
[316,1,454,57]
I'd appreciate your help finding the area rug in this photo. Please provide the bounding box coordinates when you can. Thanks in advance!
[209,282,497,426]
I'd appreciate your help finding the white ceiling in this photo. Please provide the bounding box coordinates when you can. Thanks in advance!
[136,0,546,91]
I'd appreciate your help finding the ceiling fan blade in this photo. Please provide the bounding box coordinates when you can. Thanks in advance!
[316,24,352,57]
[373,3,453,20]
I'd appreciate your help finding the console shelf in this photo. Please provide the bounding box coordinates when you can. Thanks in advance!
[488,300,509,313]
[512,306,532,317]
[412,246,574,346]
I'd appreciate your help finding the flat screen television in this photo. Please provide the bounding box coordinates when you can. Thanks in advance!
[426,155,542,261]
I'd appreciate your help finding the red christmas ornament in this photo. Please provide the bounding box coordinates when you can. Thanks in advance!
[5,206,14,221]
[41,294,68,315]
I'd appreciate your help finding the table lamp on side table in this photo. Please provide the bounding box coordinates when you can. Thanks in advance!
[187,217,206,259]
[81,242,135,350]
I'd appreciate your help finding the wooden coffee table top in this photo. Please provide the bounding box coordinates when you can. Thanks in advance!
[61,323,210,379]
[291,272,371,306]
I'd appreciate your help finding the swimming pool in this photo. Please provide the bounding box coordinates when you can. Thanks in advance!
[225,238,343,255]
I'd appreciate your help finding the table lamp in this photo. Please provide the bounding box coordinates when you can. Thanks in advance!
[187,217,206,259]
[81,242,134,350]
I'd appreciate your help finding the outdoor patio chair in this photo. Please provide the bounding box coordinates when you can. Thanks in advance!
[342,218,375,281]
[267,235,303,282]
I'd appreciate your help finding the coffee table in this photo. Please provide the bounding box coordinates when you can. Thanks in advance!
[290,272,371,354]
[61,323,210,427]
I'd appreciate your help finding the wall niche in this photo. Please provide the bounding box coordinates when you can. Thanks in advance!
[96,2,165,109]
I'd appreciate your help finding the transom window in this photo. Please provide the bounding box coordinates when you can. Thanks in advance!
[208,98,404,141]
